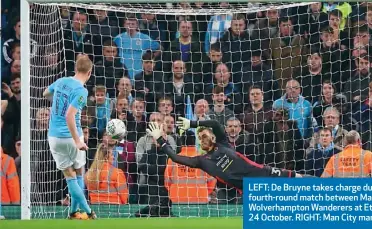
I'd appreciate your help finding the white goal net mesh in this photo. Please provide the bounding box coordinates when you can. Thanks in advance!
[5,1,371,219]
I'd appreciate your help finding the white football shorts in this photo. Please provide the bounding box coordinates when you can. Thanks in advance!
[48,136,86,171]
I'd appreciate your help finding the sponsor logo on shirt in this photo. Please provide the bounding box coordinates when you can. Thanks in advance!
[216,154,233,172]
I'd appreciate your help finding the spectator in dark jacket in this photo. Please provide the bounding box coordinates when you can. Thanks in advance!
[270,17,307,92]
[343,53,371,105]
[89,9,120,50]
[296,3,328,45]
[248,8,280,59]
[240,85,274,135]
[207,86,234,126]
[325,9,351,48]
[225,117,254,160]
[126,97,147,143]
[2,17,21,67]
[205,63,242,113]
[138,13,166,44]
[164,60,201,116]
[240,50,280,103]
[318,26,350,91]
[351,25,371,51]
[134,51,165,113]
[201,43,223,86]
[240,85,274,164]
[157,97,174,117]
[1,74,21,154]
[263,108,305,172]
[353,81,372,150]
[89,40,127,97]
[218,14,252,74]
[163,20,202,76]
[312,80,350,130]
[2,16,37,83]
[295,50,331,104]
[64,10,96,74]
[305,127,341,177]
[307,106,348,154]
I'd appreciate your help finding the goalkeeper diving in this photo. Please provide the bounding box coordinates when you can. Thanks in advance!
[146,118,306,194]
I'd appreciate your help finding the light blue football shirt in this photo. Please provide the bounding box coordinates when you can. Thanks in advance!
[48,77,88,138]
[114,31,160,79]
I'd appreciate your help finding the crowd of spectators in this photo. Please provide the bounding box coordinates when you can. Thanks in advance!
[2,1,372,210]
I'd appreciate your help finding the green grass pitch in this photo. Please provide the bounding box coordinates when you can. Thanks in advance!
[0,218,242,229]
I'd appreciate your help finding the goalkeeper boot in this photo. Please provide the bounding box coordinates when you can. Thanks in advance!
[69,211,89,220]
[87,211,97,220]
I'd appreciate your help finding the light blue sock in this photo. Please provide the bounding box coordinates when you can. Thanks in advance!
[70,176,84,213]
[77,175,85,191]
[66,177,91,214]
[70,194,79,214]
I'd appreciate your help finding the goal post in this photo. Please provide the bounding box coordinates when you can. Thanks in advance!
[20,0,31,220]
[19,0,361,221]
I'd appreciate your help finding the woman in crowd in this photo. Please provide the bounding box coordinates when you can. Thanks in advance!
[85,143,128,205]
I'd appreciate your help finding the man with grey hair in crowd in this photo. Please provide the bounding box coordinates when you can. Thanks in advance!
[307,106,348,154]
[322,130,372,178]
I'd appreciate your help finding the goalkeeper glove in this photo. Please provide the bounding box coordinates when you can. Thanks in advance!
[176,117,191,131]
[146,122,163,140]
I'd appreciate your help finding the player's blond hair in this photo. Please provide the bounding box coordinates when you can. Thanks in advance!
[75,55,92,74]
[85,143,111,190]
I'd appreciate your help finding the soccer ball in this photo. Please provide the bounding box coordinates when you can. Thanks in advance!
[106,119,127,139]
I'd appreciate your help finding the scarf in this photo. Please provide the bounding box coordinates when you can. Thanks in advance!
[317,142,335,157]
[72,30,86,48]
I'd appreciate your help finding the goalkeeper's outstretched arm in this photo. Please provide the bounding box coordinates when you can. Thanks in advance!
[146,122,200,168]
[157,137,200,168]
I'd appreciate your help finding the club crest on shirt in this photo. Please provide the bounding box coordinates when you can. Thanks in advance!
[136,40,141,46]
[78,96,84,106]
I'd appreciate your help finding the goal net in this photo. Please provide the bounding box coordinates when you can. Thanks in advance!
[8,1,368,220]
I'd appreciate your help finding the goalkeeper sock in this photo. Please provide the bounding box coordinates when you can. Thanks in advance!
[66,177,91,214]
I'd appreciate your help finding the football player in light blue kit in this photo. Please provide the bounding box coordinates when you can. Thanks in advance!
[43,55,96,220]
